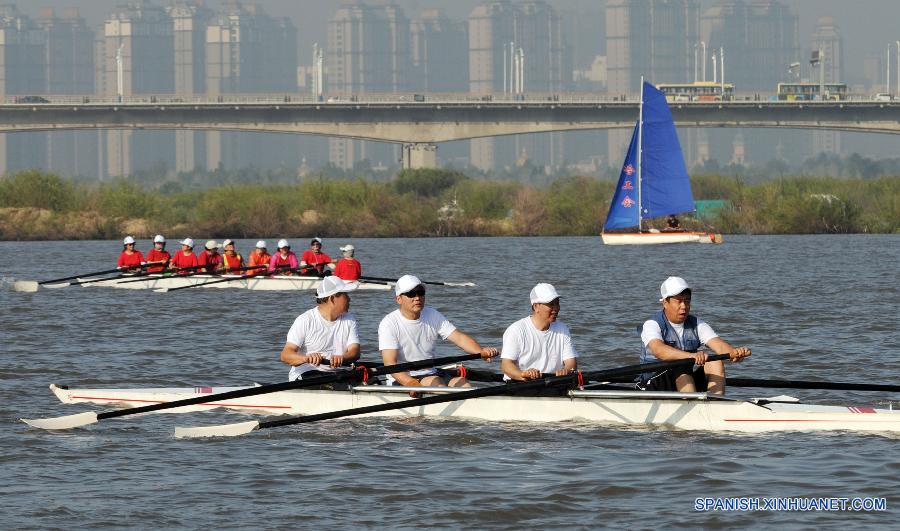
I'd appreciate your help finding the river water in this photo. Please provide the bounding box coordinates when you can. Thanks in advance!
[1,235,898,529]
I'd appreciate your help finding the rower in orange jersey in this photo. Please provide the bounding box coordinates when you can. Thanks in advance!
[333,244,361,281]
[170,238,199,274]
[220,239,244,273]
[145,235,171,273]
[117,236,145,272]
[300,237,334,276]
[247,240,271,276]
[198,240,223,273]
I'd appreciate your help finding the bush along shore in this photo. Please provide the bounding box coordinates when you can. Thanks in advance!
[0,169,897,240]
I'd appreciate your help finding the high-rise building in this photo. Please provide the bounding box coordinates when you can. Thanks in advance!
[169,2,211,174]
[811,16,843,155]
[411,9,468,93]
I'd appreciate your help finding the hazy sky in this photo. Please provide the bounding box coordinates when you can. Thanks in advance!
[17,0,900,81]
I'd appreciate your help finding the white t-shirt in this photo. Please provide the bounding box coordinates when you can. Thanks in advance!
[501,316,578,378]
[285,308,359,380]
[378,307,457,382]
[640,318,718,349]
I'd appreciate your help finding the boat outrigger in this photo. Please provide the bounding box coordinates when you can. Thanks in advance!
[75,274,392,292]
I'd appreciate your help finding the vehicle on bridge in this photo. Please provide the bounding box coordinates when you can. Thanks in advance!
[776,82,848,101]
[656,82,734,102]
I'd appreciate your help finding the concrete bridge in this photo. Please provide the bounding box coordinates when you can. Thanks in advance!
[1,94,898,167]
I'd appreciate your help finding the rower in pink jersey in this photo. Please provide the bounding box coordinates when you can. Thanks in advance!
[269,239,299,275]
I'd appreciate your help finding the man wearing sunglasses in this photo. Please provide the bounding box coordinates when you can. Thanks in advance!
[379,274,498,390]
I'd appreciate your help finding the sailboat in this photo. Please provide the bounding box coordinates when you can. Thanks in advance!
[601,80,723,245]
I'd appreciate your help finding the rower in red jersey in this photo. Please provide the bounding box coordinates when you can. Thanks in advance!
[221,239,244,272]
[117,236,144,272]
[300,237,334,276]
[198,240,223,273]
[170,238,199,274]
[145,234,171,273]
[333,244,361,281]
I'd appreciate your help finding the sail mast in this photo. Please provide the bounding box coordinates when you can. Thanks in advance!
[637,76,644,232]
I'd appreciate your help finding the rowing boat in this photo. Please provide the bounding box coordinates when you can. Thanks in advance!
[43,383,900,434]
[75,274,391,292]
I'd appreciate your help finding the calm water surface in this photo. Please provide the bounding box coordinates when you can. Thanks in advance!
[1,235,898,529]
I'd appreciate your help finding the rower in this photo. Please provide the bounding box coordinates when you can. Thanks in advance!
[198,240,222,273]
[378,274,498,392]
[300,237,334,276]
[117,236,144,272]
[638,276,751,395]
[145,235,170,273]
[333,244,361,281]
[280,276,360,385]
[247,240,271,276]
[170,238,199,274]
[269,239,299,275]
[221,239,244,272]
[501,283,578,382]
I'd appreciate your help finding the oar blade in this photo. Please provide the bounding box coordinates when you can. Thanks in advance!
[41,282,71,289]
[153,288,170,293]
[174,420,260,439]
[13,280,39,292]
[21,411,99,430]
[444,282,476,287]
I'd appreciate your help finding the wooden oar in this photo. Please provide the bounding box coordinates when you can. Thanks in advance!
[359,275,475,288]
[725,377,900,393]
[154,265,291,293]
[173,354,732,438]
[21,353,487,431]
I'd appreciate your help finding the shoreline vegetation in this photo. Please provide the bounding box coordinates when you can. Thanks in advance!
[0,169,897,240]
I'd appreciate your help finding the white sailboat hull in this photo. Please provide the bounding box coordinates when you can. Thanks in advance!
[601,231,723,245]
[45,383,900,434]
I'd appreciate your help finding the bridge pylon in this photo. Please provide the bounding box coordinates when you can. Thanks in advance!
[402,143,437,169]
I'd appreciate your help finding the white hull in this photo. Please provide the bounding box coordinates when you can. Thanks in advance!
[601,231,723,245]
[77,274,391,292]
[46,383,900,434]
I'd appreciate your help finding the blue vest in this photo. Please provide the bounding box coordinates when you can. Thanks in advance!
[639,310,701,365]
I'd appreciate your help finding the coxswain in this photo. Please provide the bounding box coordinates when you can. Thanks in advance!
[501,283,578,382]
[333,244,361,281]
[170,238,199,274]
[221,239,244,273]
[145,235,171,273]
[247,240,271,276]
[117,236,145,273]
[638,276,751,395]
[198,240,222,273]
[378,274,498,392]
[280,276,360,383]
[664,214,683,232]
[269,239,299,275]
[300,237,334,276]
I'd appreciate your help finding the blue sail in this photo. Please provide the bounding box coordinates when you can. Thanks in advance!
[603,122,641,230]
[640,81,696,219]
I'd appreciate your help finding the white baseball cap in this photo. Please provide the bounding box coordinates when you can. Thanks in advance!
[340,244,355,252]
[660,276,691,301]
[394,274,423,296]
[316,276,358,298]
[530,283,560,304]
[123,236,136,245]
[180,238,194,247]
[222,239,235,247]
[277,239,290,249]
[256,240,267,249]
[311,237,323,244]
[153,234,165,243]
[205,240,220,250]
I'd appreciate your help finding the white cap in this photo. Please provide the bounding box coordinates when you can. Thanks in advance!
[180,238,194,248]
[316,276,358,298]
[277,239,290,249]
[222,239,235,247]
[123,236,136,245]
[660,276,691,301]
[394,274,423,296]
[256,240,267,249]
[530,283,560,304]
[340,244,355,252]
[153,234,165,243]
[205,240,219,250]
[311,237,323,244]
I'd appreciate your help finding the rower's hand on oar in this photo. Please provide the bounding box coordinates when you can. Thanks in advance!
[329,355,344,368]
[521,368,542,380]
[306,352,324,366]
[728,347,751,362]
[693,351,709,366]
[479,347,499,361]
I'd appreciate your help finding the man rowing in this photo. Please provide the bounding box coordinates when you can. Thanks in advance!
[198,240,222,273]
[247,240,271,276]
[378,274,498,391]
[280,276,360,384]
[221,239,244,272]
[170,238,199,274]
[300,237,334,276]
[501,283,578,382]
[145,235,170,273]
[269,239,299,275]
[117,236,144,272]
[638,276,751,395]
[333,244,361,281]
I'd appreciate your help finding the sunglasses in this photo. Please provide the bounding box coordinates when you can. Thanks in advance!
[402,288,426,298]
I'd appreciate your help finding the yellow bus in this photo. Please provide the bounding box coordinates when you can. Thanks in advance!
[776,82,848,101]
[656,82,735,102]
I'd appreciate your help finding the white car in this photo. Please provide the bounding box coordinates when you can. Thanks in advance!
[873,93,893,101]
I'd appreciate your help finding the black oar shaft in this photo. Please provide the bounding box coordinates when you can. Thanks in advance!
[360,275,445,287]
[161,265,294,292]
[726,378,900,393]
[39,267,129,285]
